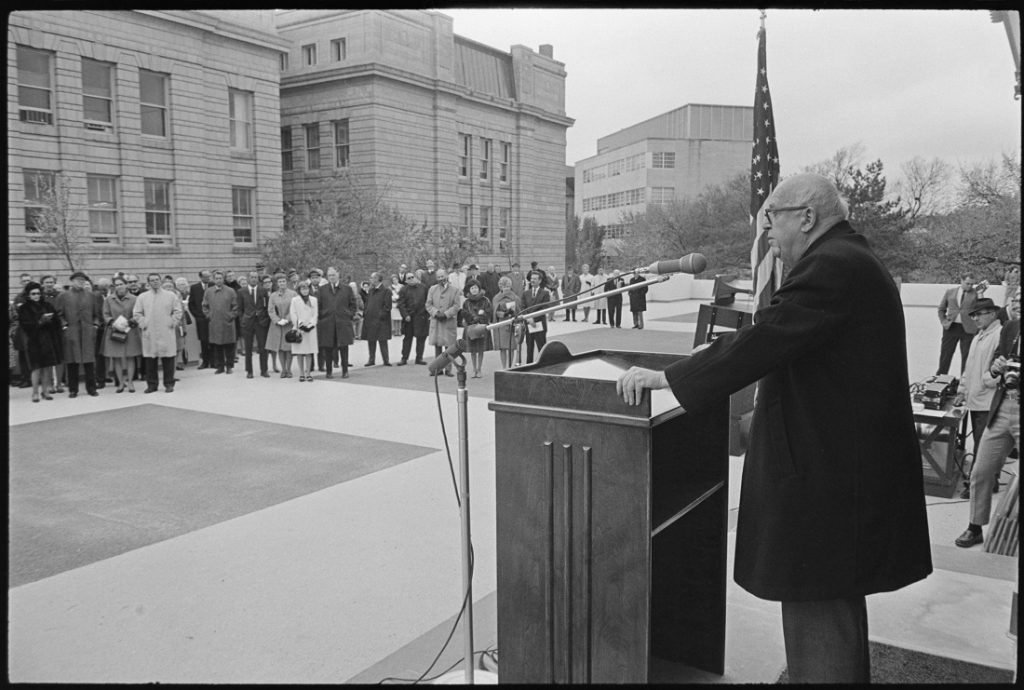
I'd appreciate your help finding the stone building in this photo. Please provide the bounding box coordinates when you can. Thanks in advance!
[574,103,753,240]
[274,9,573,273]
[7,9,289,291]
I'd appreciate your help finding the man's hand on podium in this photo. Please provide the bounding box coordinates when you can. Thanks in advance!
[616,366,669,406]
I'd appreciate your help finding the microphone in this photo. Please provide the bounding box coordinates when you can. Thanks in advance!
[645,253,707,276]
[427,325,488,374]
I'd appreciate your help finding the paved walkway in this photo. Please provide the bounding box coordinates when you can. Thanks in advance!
[7,296,1018,682]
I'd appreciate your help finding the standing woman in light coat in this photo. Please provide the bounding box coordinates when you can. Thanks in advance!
[426,268,461,377]
[288,280,319,382]
[592,268,608,325]
[267,273,296,378]
[102,276,143,392]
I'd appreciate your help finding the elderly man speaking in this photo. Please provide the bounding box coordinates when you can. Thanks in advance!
[616,173,931,683]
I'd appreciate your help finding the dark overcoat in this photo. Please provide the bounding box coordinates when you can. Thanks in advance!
[628,275,648,312]
[56,286,101,363]
[201,285,238,345]
[664,222,932,602]
[317,281,359,347]
[17,299,63,369]
[361,283,392,342]
[398,282,430,339]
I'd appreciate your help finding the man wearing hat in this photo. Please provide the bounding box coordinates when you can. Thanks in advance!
[56,270,103,397]
[463,264,482,297]
[951,297,1004,498]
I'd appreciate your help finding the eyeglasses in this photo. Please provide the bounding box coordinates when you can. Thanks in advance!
[764,206,808,223]
[28,291,41,296]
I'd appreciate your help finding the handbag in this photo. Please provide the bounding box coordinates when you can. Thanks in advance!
[109,329,129,343]
[285,328,302,343]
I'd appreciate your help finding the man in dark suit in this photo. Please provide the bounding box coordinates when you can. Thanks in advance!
[317,266,359,379]
[238,271,270,378]
[188,270,213,368]
[936,271,987,375]
[521,270,551,364]
[397,272,429,365]
[616,173,932,684]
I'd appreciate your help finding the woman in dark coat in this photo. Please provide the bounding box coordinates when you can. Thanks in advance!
[16,282,63,402]
[460,282,493,378]
[628,271,649,329]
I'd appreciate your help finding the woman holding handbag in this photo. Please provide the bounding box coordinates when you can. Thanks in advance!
[16,281,63,402]
[288,280,319,382]
[460,282,493,378]
[102,276,142,392]
[267,273,296,378]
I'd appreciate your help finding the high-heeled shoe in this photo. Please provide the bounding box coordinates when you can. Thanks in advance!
[116,382,126,393]
[32,392,40,403]
[41,392,53,401]
[127,383,136,393]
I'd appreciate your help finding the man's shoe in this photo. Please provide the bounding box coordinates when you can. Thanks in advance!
[247,372,254,379]
[341,372,349,379]
[325,373,334,379]
[95,382,106,389]
[260,372,270,378]
[397,360,408,366]
[176,364,185,371]
[198,364,209,370]
[69,391,78,398]
[88,390,99,397]
[364,361,375,367]
[144,387,158,394]
[215,368,225,374]
[954,529,983,548]
[165,385,174,393]
[226,368,233,374]
[383,362,392,367]
[415,360,427,365]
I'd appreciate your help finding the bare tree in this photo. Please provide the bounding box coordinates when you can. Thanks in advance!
[801,142,867,190]
[897,156,953,219]
[957,152,1021,207]
[29,172,88,273]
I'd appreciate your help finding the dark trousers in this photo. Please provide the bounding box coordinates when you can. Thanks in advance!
[781,596,869,684]
[525,329,547,363]
[320,346,350,374]
[608,300,622,327]
[211,342,236,371]
[145,356,176,389]
[632,310,645,328]
[66,362,97,394]
[564,306,577,321]
[401,324,426,362]
[195,317,211,365]
[937,322,974,375]
[95,329,108,384]
[242,326,269,374]
[367,340,390,364]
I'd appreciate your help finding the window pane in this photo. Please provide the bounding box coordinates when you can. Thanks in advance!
[141,105,165,136]
[19,86,51,110]
[139,71,165,105]
[82,59,111,97]
[83,96,111,122]
[18,46,51,88]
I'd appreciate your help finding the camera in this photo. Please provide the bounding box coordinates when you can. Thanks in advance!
[973,280,990,292]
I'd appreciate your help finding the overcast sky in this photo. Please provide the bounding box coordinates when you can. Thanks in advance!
[438,8,1021,178]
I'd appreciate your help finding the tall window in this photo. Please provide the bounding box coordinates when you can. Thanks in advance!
[87,175,118,239]
[22,170,55,234]
[281,127,293,171]
[458,134,470,177]
[650,187,674,205]
[229,89,253,151]
[144,179,172,241]
[279,53,289,71]
[652,152,676,169]
[139,69,168,137]
[17,46,54,124]
[498,207,510,250]
[82,58,114,127]
[302,43,317,66]
[479,206,491,239]
[500,142,511,183]
[232,187,254,244]
[331,38,347,61]
[458,205,471,236]
[479,138,491,181]
[334,119,349,167]
[305,123,320,170]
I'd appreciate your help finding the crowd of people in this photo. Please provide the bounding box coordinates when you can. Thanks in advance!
[8,259,658,397]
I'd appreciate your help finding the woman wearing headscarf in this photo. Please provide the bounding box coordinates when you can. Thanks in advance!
[288,280,319,381]
[460,281,493,378]
[16,282,63,402]
[491,275,522,370]
[267,273,297,378]
[102,276,143,392]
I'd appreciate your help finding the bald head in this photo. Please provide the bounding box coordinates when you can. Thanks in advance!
[769,173,848,227]
[763,173,850,267]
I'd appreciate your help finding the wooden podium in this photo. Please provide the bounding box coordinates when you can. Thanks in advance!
[489,344,729,683]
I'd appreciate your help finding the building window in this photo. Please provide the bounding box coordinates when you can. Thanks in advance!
[334,119,349,167]
[279,53,289,71]
[498,207,510,249]
[232,187,254,244]
[608,159,624,177]
[281,127,293,172]
[87,175,118,239]
[17,46,54,124]
[650,187,675,205]
[652,152,676,169]
[139,69,168,137]
[458,134,471,177]
[229,89,253,151]
[305,123,320,170]
[82,58,114,128]
[302,43,317,66]
[458,205,471,236]
[479,206,491,239]
[331,38,347,61]
[144,179,172,242]
[500,142,511,183]
[22,170,56,235]
[479,138,491,181]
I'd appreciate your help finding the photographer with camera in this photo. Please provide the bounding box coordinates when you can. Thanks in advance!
[955,290,1020,548]
[426,269,461,377]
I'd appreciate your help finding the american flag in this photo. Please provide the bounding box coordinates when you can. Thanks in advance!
[750,21,782,315]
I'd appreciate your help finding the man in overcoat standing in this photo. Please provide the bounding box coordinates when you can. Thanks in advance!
[426,268,461,376]
[134,272,183,393]
[188,270,213,368]
[616,173,932,684]
[56,270,102,397]
[362,271,393,366]
[317,266,359,379]
[201,270,238,375]
[397,272,429,366]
